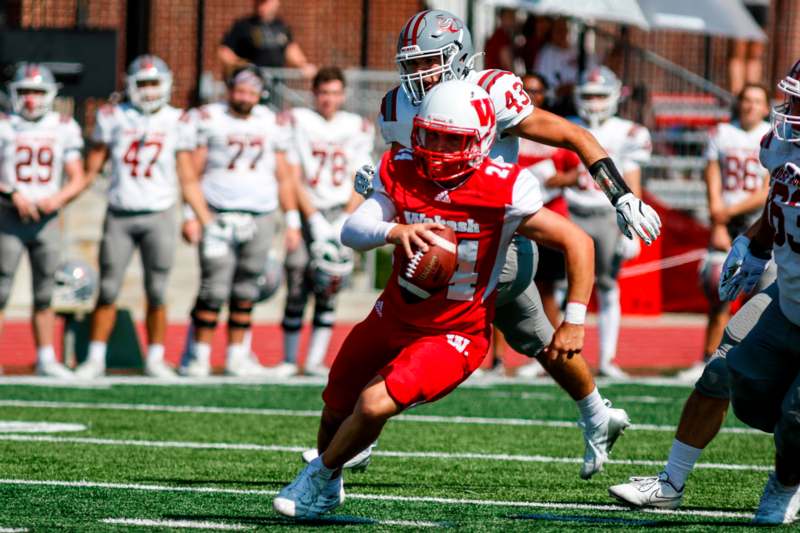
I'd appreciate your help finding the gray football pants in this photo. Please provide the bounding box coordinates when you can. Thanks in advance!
[493,235,555,358]
[197,213,275,307]
[726,284,800,457]
[569,207,621,292]
[97,207,176,307]
[0,205,60,310]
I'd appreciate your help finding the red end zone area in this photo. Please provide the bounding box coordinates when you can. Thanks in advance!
[0,320,704,374]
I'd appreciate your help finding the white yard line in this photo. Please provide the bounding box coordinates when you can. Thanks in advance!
[102,518,251,530]
[0,399,766,435]
[0,478,753,520]
[0,434,772,472]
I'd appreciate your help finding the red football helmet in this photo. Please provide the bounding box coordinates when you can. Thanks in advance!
[772,59,800,142]
[411,80,496,182]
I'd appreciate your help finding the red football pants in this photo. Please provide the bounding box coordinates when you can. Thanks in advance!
[322,306,489,413]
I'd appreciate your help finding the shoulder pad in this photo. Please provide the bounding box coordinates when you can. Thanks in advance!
[178,109,193,123]
[380,87,401,122]
[476,69,514,94]
[198,105,213,121]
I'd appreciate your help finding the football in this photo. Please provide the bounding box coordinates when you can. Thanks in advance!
[397,226,458,302]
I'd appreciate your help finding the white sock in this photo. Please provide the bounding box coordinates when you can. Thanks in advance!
[226,343,247,363]
[663,439,702,489]
[306,327,332,368]
[576,387,609,428]
[284,330,301,364]
[598,287,621,369]
[147,344,165,364]
[36,345,57,365]
[193,342,211,364]
[87,341,107,365]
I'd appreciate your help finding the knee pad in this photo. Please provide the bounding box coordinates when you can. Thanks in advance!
[145,269,170,307]
[729,367,780,433]
[693,357,731,399]
[191,298,221,329]
[228,299,253,330]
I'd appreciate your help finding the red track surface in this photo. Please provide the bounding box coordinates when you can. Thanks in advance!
[0,321,704,373]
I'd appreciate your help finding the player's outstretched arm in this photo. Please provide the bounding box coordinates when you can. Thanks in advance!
[509,109,661,244]
[517,207,595,360]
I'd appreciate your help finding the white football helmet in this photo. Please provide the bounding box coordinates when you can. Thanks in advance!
[52,259,97,309]
[126,55,172,114]
[255,250,283,303]
[574,66,621,128]
[8,63,58,120]
[772,58,800,142]
[395,10,475,105]
[310,238,354,297]
[411,80,496,182]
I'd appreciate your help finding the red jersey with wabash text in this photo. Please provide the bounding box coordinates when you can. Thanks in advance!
[375,148,544,336]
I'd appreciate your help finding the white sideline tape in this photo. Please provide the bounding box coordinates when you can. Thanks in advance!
[0,399,766,435]
[618,248,707,279]
[102,518,250,530]
[0,528,27,532]
[0,434,772,472]
[0,478,753,520]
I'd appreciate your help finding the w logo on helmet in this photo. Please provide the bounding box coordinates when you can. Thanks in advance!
[471,98,494,128]
[436,15,461,34]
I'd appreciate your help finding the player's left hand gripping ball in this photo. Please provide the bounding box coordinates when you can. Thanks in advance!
[615,193,661,245]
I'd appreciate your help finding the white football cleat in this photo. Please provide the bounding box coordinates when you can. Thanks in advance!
[608,472,684,509]
[515,361,547,378]
[753,472,800,524]
[145,358,177,378]
[178,352,211,378]
[273,458,344,518]
[597,363,630,379]
[579,401,630,479]
[675,361,706,384]
[262,362,299,379]
[74,358,105,379]
[302,443,375,472]
[36,360,75,379]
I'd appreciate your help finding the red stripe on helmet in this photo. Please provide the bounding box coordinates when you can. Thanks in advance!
[390,88,399,121]
[402,12,420,46]
[410,10,430,46]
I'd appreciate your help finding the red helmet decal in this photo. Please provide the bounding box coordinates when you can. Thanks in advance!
[435,15,461,34]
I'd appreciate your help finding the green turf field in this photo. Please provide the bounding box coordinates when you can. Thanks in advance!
[0,379,785,531]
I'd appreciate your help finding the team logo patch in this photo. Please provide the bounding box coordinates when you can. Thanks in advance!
[434,190,451,203]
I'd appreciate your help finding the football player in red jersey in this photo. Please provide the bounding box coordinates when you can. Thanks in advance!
[273,80,595,519]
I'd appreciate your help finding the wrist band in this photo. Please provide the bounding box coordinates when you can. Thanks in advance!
[285,209,301,230]
[589,157,631,206]
[564,302,587,325]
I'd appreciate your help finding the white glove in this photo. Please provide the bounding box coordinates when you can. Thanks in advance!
[615,193,662,245]
[354,164,375,198]
[718,236,770,301]
[202,218,232,259]
[616,235,641,261]
[308,211,337,243]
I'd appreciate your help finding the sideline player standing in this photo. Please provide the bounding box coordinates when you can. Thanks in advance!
[0,63,87,378]
[682,84,773,382]
[273,80,595,519]
[178,65,297,377]
[564,66,652,378]
[279,67,374,377]
[75,55,196,379]
[348,10,658,478]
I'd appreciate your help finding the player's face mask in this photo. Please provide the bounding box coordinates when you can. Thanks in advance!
[397,48,455,106]
[411,116,483,182]
[772,95,800,143]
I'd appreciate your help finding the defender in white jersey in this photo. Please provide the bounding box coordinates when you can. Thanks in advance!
[0,63,87,378]
[564,66,652,378]
[609,61,800,524]
[178,65,296,378]
[279,67,373,377]
[686,84,774,382]
[341,10,651,480]
[76,55,197,379]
